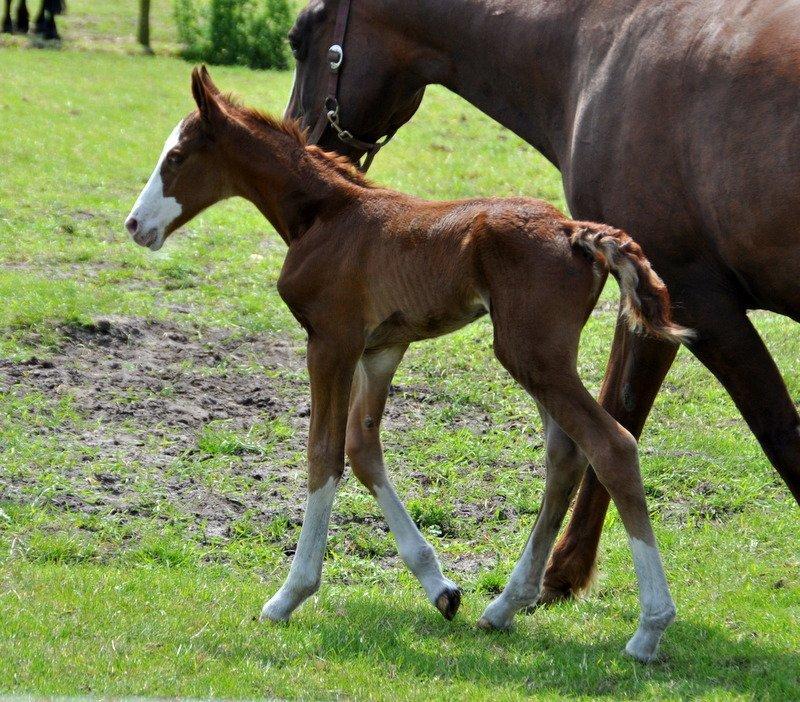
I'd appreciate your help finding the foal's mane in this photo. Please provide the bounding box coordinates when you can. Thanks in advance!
[222,93,372,188]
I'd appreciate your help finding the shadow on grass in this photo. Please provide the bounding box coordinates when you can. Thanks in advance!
[208,592,798,699]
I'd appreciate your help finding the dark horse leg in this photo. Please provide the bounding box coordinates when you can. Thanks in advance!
[539,318,678,602]
[37,0,60,40]
[2,0,13,33]
[16,0,29,32]
[542,289,800,602]
[685,299,800,499]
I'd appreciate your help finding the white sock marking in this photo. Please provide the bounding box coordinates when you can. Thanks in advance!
[625,537,676,661]
[374,483,456,604]
[261,477,338,621]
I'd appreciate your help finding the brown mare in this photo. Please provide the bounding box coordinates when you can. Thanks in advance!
[125,67,689,661]
[285,0,800,603]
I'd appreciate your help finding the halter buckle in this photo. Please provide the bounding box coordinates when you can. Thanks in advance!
[328,44,344,72]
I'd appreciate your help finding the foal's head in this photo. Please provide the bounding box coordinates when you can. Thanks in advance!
[285,0,426,164]
[125,67,236,251]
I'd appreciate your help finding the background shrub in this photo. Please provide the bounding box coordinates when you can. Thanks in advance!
[173,0,291,70]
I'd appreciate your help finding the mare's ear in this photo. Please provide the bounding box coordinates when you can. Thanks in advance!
[191,65,224,133]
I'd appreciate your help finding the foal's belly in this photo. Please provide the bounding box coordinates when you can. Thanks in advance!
[365,302,488,349]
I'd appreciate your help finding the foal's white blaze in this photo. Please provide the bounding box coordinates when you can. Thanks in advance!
[126,120,184,251]
[261,476,338,622]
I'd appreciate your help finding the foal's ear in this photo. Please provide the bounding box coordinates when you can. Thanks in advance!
[191,65,224,132]
[199,64,221,95]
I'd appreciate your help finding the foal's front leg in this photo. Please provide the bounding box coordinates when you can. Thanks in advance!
[261,338,360,622]
[346,346,461,619]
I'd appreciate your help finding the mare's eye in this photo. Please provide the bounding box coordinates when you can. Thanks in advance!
[167,151,183,166]
[288,34,302,60]
[288,25,308,61]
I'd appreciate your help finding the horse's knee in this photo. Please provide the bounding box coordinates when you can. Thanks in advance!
[545,424,584,475]
[589,429,640,494]
[345,430,382,487]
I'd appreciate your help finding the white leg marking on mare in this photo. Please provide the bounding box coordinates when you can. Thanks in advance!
[625,537,676,661]
[127,120,184,250]
[261,477,338,622]
[374,483,458,605]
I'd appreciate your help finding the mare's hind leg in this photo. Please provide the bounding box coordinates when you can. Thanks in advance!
[485,322,675,661]
[477,406,585,629]
[346,346,461,619]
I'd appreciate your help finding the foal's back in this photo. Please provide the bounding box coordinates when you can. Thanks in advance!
[348,192,602,349]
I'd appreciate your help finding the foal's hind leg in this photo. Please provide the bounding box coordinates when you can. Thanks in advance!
[477,406,585,629]
[542,320,679,603]
[487,327,675,661]
[346,346,461,619]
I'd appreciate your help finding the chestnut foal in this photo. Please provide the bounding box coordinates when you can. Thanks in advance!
[126,68,689,661]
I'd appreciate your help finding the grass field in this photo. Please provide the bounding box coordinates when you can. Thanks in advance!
[0,5,798,700]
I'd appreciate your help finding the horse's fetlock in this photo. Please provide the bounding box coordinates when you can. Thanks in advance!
[642,602,676,630]
[292,575,321,600]
[402,541,437,572]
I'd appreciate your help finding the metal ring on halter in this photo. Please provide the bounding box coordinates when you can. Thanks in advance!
[328,44,344,72]
[306,0,393,172]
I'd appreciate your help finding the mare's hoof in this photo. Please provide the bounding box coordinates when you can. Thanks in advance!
[535,585,573,607]
[435,586,461,620]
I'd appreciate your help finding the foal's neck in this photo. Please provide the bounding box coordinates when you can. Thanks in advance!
[224,116,362,244]
[382,0,599,167]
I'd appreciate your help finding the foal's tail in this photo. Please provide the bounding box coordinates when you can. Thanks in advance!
[569,223,693,344]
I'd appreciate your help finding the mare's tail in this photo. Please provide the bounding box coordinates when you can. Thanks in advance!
[569,223,693,344]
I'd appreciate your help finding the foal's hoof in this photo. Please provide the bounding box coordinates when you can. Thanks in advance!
[435,586,462,620]
[259,599,293,623]
[476,617,494,631]
[476,616,510,631]
[623,640,661,664]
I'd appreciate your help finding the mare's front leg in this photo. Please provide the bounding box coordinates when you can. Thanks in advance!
[261,336,361,622]
[346,346,461,619]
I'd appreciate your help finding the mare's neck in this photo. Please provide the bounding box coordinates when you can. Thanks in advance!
[224,121,358,244]
[382,0,598,167]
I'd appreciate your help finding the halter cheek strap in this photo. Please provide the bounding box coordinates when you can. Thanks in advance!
[307,0,393,172]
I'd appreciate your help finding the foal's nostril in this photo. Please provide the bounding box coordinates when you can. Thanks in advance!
[125,217,139,235]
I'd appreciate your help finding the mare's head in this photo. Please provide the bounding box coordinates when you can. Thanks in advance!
[285,0,428,166]
[125,67,237,251]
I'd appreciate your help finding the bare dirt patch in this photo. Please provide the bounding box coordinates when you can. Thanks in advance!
[0,317,509,566]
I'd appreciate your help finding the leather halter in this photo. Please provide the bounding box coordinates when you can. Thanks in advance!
[307,0,393,172]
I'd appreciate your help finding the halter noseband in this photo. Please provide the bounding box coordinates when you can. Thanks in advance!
[307,0,393,172]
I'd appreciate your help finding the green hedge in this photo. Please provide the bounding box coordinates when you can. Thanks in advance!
[174,0,292,70]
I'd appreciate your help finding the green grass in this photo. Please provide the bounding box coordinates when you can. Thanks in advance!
[0,4,799,700]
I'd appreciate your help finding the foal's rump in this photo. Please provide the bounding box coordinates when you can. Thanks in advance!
[473,205,689,346]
